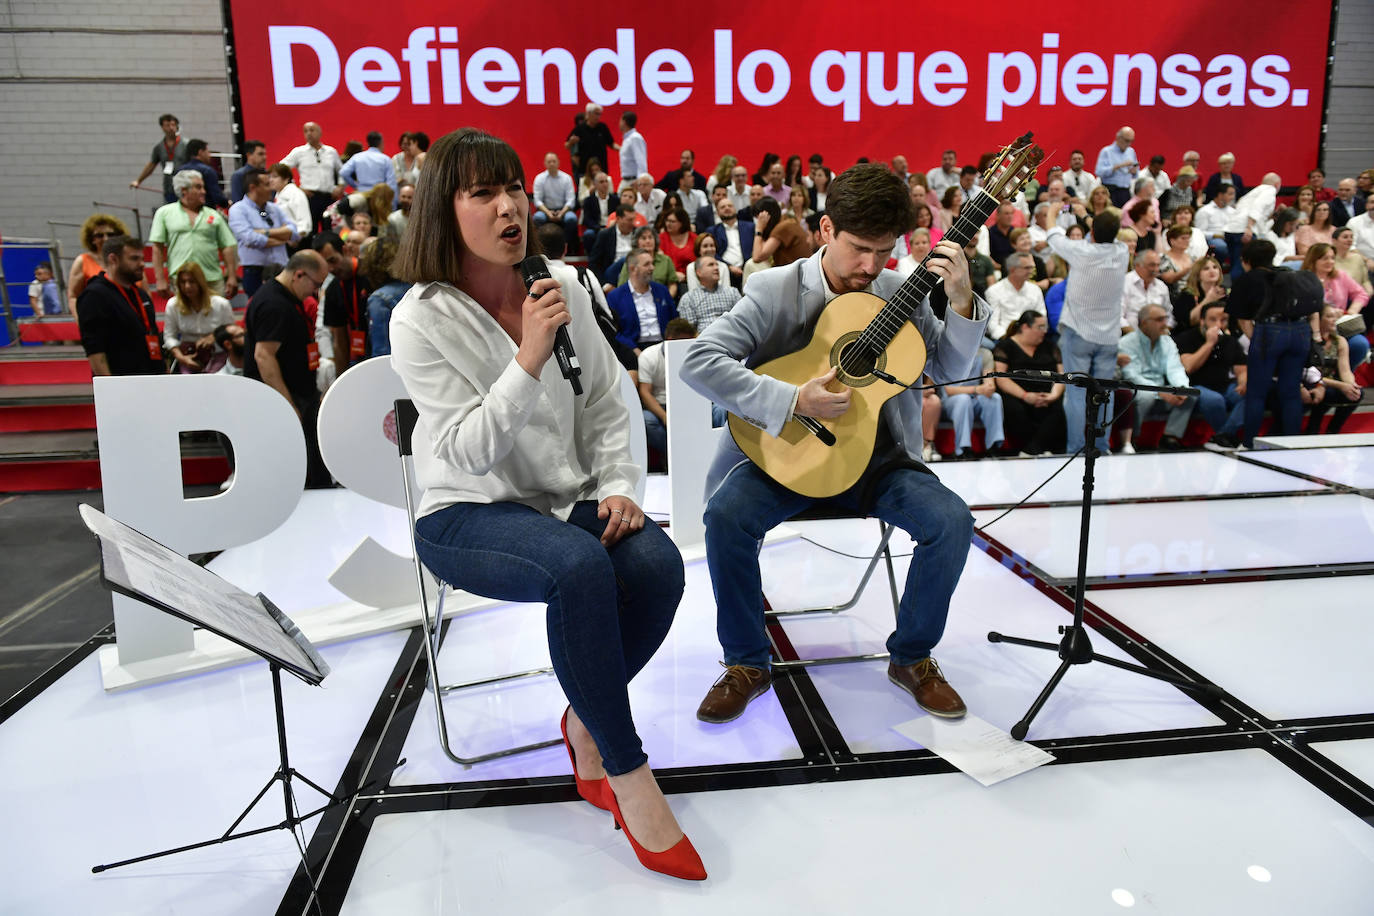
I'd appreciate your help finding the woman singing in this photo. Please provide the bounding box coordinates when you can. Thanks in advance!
[388,128,705,881]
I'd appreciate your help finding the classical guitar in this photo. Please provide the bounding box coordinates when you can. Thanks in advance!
[728,132,1044,498]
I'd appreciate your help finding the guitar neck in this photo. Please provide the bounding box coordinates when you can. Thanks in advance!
[866,188,1003,350]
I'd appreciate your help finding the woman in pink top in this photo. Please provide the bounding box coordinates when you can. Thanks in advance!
[1295,201,1336,257]
[1305,242,1368,315]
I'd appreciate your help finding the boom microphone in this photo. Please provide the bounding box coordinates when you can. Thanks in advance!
[518,256,582,395]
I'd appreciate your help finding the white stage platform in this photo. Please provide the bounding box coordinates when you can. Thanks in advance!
[3,447,1372,914]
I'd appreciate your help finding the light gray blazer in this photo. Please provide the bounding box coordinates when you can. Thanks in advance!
[680,248,990,497]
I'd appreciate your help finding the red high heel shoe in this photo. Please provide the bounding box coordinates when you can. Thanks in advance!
[560,709,609,810]
[604,779,707,881]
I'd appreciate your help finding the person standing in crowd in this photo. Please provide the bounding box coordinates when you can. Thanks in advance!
[229,167,298,296]
[66,214,128,312]
[164,262,235,374]
[681,163,988,727]
[311,232,370,373]
[392,132,426,186]
[243,250,333,488]
[130,113,186,203]
[1046,212,1129,454]
[617,111,645,189]
[150,169,239,298]
[1063,149,1098,200]
[77,236,165,377]
[341,131,398,197]
[388,181,414,241]
[282,121,344,232]
[1096,127,1139,208]
[386,127,702,881]
[230,140,267,203]
[567,104,617,186]
[1203,153,1246,203]
[268,163,312,240]
[180,139,229,209]
[28,262,63,317]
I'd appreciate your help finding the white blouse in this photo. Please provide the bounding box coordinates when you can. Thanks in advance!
[389,260,638,521]
[163,295,235,350]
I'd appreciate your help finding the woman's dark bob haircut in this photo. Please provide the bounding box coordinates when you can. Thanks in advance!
[393,128,541,286]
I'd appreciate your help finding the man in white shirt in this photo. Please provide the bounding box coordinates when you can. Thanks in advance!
[1236,173,1282,239]
[675,169,708,221]
[633,173,665,225]
[1194,185,1237,265]
[281,121,343,232]
[891,155,910,187]
[984,253,1046,341]
[1138,155,1170,198]
[1347,194,1374,267]
[1121,250,1170,330]
[1046,214,1129,453]
[926,149,960,198]
[707,195,754,289]
[1040,178,1080,230]
[532,152,578,246]
[636,318,698,457]
[1063,150,1099,199]
[726,165,752,216]
[617,111,645,189]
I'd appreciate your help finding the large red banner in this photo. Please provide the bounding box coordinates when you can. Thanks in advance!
[230,2,1332,186]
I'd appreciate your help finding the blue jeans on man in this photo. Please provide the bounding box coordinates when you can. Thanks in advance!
[1244,320,1312,446]
[1195,383,1245,436]
[704,461,973,671]
[944,392,1005,455]
[365,280,411,357]
[1059,323,1116,454]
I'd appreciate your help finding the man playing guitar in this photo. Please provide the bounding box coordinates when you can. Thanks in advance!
[681,163,991,724]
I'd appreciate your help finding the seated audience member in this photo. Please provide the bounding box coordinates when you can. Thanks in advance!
[608,248,678,351]
[592,203,639,285]
[1291,184,1317,223]
[1306,167,1336,203]
[1193,185,1237,265]
[539,223,637,374]
[1173,255,1227,330]
[637,318,698,456]
[725,165,752,215]
[268,163,312,239]
[809,164,833,212]
[1332,226,1372,292]
[1084,185,1117,230]
[1117,303,1195,452]
[164,262,235,373]
[1203,152,1245,203]
[1332,178,1361,227]
[1124,198,1160,253]
[963,238,998,299]
[313,231,372,373]
[910,200,942,247]
[658,148,708,194]
[215,322,246,375]
[761,160,790,205]
[1167,205,1209,260]
[1063,149,1098,199]
[28,261,62,317]
[696,185,727,232]
[896,227,934,277]
[77,235,165,377]
[985,252,1046,345]
[705,154,737,195]
[581,171,616,252]
[1266,207,1304,267]
[1306,305,1363,434]
[994,310,1066,455]
[686,233,716,291]
[938,186,963,232]
[1304,242,1369,366]
[1160,166,1199,219]
[1008,228,1052,291]
[1122,250,1170,330]
[1159,226,1195,289]
[350,210,374,238]
[634,173,666,225]
[986,202,1018,267]
[749,197,813,269]
[617,226,679,297]
[678,255,741,334]
[784,184,814,223]
[918,377,943,463]
[942,348,1005,458]
[360,235,407,359]
[675,168,708,222]
[1175,301,1247,447]
[1138,155,1169,198]
[1348,193,1374,266]
[387,181,414,242]
[1121,178,1162,230]
[1295,200,1336,258]
[67,214,129,311]
[576,156,609,202]
[657,209,696,282]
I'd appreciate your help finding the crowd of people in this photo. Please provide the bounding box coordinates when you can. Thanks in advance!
[63,111,1374,475]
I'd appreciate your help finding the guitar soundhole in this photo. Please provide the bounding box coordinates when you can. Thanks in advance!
[833,333,883,388]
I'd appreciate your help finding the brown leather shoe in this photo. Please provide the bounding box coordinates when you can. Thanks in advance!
[888,658,967,718]
[696,664,772,723]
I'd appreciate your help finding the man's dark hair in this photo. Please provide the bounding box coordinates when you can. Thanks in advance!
[943,148,957,156]
[825,163,916,239]
[621,111,637,128]
[808,153,824,165]
[1150,154,1165,166]
[1241,238,1277,268]
[1091,210,1121,243]
[366,131,383,149]
[393,128,539,285]
[244,139,265,155]
[185,138,208,157]
[312,232,344,254]
[242,166,267,189]
[1070,149,1085,158]
[960,164,979,177]
[101,235,141,261]
[537,223,566,259]
[1199,300,1227,322]
[213,323,242,351]
[413,131,430,152]
[616,203,636,219]
[159,113,178,126]
[664,317,696,338]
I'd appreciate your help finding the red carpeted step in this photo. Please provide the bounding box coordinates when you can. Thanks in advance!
[0,358,92,385]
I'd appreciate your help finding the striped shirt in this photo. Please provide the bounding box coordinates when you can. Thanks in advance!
[1046,227,1130,346]
[678,282,742,333]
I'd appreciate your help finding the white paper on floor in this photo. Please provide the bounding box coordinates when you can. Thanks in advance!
[893,714,1056,787]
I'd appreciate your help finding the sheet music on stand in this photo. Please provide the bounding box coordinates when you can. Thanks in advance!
[79,504,329,685]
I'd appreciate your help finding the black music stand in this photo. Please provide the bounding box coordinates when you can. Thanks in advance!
[986,373,1223,740]
[77,505,383,884]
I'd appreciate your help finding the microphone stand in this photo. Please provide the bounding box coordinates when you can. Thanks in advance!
[983,371,1223,740]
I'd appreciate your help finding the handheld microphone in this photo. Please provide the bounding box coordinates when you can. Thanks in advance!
[517,256,582,395]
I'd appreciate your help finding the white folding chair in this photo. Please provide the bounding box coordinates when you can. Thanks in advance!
[393,398,560,766]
